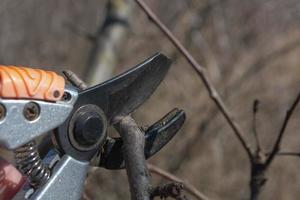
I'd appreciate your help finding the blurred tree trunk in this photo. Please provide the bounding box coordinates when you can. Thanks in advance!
[85,0,134,85]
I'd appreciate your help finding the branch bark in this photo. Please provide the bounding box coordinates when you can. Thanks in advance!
[114,115,151,200]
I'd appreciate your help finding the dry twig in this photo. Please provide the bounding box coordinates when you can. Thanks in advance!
[114,116,151,200]
[276,152,300,157]
[252,100,262,152]
[148,164,210,200]
[265,92,300,166]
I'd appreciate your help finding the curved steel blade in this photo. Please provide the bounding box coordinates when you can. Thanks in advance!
[76,53,172,124]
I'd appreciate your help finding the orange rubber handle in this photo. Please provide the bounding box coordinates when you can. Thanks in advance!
[0,66,65,101]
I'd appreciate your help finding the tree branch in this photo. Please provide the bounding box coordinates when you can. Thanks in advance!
[148,164,210,200]
[265,92,300,167]
[252,99,262,152]
[114,115,151,200]
[276,152,300,157]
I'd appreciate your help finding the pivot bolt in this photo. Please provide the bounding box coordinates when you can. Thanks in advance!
[23,102,40,121]
[74,112,105,146]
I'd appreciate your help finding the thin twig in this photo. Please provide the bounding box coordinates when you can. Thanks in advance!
[134,0,253,159]
[63,70,88,90]
[252,99,262,152]
[276,152,300,157]
[148,164,210,200]
[264,151,300,157]
[115,115,151,200]
[265,92,300,167]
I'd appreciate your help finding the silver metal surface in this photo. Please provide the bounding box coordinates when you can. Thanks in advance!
[0,87,78,149]
[29,155,89,200]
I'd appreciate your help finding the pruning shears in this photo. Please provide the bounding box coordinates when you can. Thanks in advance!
[0,53,186,200]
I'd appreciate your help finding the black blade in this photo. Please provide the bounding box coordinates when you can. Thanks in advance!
[99,108,186,169]
[77,53,171,124]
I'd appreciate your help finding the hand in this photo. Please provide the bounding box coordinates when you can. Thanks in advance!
[0,158,25,200]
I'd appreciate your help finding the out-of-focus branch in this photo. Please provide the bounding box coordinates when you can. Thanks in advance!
[226,38,300,92]
[252,100,262,152]
[85,0,134,85]
[276,152,300,157]
[114,115,151,200]
[134,0,253,160]
[148,164,210,200]
[209,0,232,62]
[264,151,300,157]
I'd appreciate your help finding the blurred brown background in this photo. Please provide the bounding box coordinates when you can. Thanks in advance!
[0,0,299,199]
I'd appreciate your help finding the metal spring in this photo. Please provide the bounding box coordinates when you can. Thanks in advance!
[14,140,50,188]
